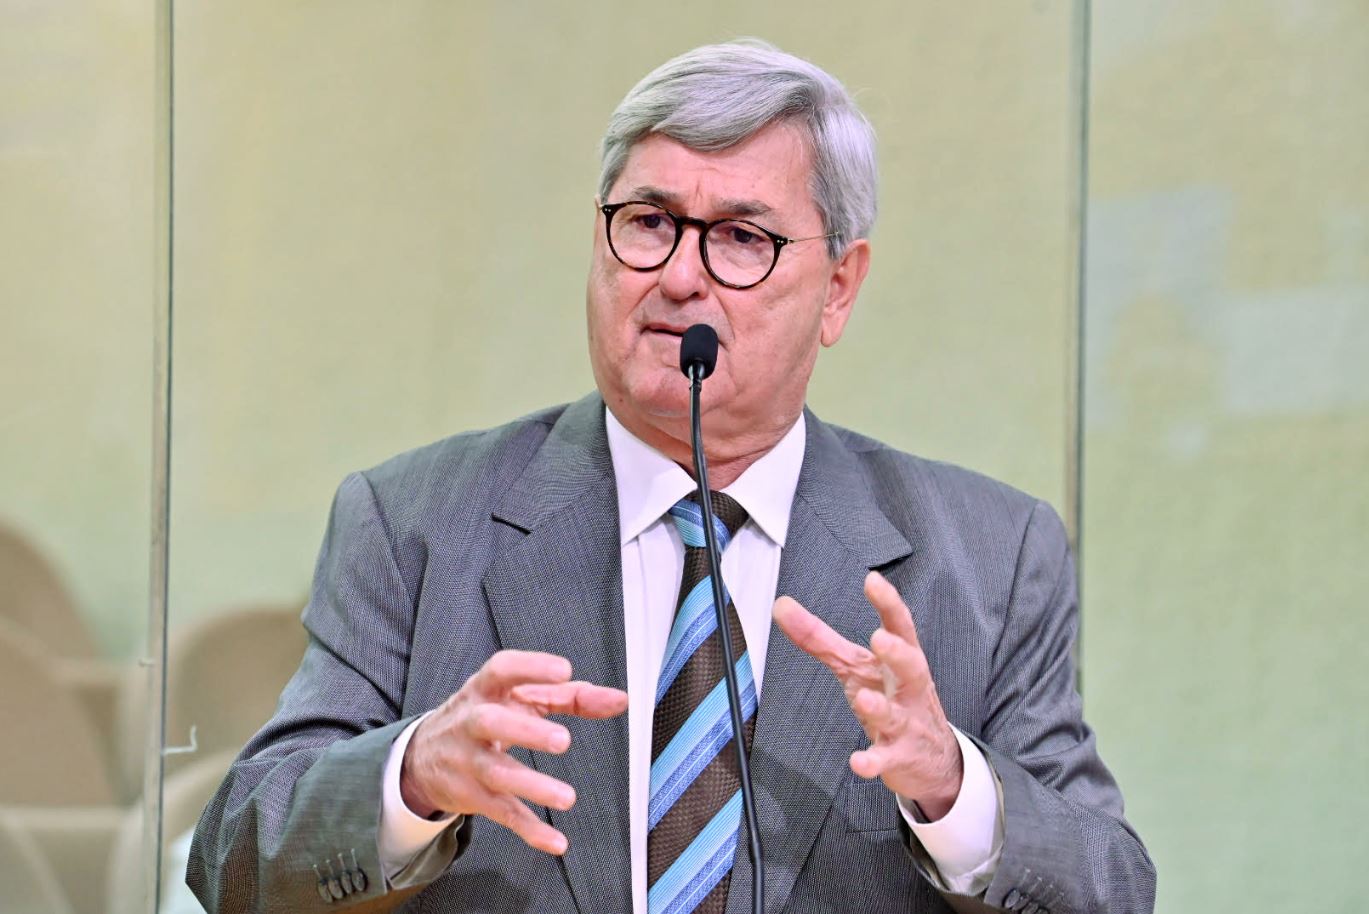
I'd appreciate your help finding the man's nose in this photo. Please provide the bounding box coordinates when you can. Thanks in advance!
[657,226,711,303]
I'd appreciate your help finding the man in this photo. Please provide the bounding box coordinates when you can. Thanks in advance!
[190,40,1154,914]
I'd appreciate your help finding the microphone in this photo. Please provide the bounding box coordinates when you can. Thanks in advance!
[679,323,719,379]
[679,323,764,914]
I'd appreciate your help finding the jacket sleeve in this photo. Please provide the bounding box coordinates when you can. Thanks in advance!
[187,472,468,913]
[912,500,1156,914]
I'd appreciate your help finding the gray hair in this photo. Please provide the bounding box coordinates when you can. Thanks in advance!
[598,39,877,260]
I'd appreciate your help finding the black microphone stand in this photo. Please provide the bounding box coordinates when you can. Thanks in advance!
[687,360,765,914]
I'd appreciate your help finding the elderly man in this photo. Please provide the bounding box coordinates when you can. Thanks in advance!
[190,40,1154,914]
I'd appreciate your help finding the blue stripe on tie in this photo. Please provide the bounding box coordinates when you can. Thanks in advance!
[647,790,742,914]
[648,660,756,829]
[655,578,724,705]
[668,500,732,551]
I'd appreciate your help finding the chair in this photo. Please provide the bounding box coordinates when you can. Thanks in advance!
[0,812,76,914]
[0,622,119,806]
[0,621,126,913]
[5,804,124,914]
[115,603,309,796]
[0,521,97,659]
[105,750,236,914]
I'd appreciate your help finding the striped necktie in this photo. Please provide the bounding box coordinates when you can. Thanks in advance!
[648,491,756,914]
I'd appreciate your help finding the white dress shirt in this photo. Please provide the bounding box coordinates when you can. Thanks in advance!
[377,407,1003,904]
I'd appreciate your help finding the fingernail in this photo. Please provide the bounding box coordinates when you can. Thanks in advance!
[553,834,569,854]
[870,628,892,651]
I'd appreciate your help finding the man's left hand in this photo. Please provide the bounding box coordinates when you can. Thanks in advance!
[772,570,964,821]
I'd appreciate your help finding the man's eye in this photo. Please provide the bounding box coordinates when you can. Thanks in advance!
[729,226,761,245]
[636,214,667,230]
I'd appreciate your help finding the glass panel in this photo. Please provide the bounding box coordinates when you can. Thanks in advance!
[165,1,1083,908]
[1082,2,1369,910]
[0,2,165,913]
[165,2,1082,614]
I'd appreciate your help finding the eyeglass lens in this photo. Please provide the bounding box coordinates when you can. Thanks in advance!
[609,202,775,287]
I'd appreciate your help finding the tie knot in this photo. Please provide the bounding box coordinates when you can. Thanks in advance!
[668,491,749,551]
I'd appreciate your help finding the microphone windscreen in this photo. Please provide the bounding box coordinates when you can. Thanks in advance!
[679,324,719,379]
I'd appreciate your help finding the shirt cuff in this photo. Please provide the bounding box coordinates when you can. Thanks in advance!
[378,712,461,880]
[897,726,1003,895]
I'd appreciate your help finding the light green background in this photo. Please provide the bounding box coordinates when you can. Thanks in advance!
[164,2,1077,641]
[2,2,1366,912]
[1081,2,1369,910]
[1,0,156,658]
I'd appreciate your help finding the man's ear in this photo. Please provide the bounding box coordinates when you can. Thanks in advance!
[820,238,870,347]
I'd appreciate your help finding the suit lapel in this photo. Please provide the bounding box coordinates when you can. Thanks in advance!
[482,393,631,914]
[727,412,913,914]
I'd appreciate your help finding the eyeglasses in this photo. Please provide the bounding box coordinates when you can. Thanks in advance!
[599,200,836,290]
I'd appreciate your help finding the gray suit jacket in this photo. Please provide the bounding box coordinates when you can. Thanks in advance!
[188,393,1154,914]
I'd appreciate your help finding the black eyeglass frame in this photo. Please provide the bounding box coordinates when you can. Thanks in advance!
[599,200,836,290]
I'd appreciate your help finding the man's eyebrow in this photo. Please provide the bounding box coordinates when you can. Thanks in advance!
[714,198,773,219]
[625,186,775,220]
[629,185,680,207]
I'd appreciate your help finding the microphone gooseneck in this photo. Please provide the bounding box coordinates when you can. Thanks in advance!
[679,323,764,914]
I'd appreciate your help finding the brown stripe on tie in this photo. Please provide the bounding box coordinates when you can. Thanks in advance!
[646,722,754,889]
[651,594,750,761]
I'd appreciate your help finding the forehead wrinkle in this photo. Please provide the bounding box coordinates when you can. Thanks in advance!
[616,127,815,229]
[623,185,776,222]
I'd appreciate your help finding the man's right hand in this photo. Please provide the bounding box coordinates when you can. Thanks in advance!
[399,649,628,855]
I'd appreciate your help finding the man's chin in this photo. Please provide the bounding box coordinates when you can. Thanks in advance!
[636,387,692,420]
[617,370,695,420]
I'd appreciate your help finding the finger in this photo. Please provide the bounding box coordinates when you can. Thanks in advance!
[850,745,890,780]
[510,681,630,719]
[864,571,922,649]
[466,703,571,754]
[474,751,577,811]
[772,596,876,680]
[480,793,569,856]
[869,628,931,700]
[850,686,896,737]
[476,650,573,696]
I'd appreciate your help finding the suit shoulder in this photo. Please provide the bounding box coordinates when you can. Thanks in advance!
[354,403,568,524]
[828,423,1059,546]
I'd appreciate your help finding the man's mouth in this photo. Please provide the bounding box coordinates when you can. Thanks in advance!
[643,323,688,338]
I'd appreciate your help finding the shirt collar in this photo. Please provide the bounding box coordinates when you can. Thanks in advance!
[605,406,805,548]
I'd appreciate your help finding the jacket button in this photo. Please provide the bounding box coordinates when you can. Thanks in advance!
[316,879,333,904]
[346,849,368,894]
